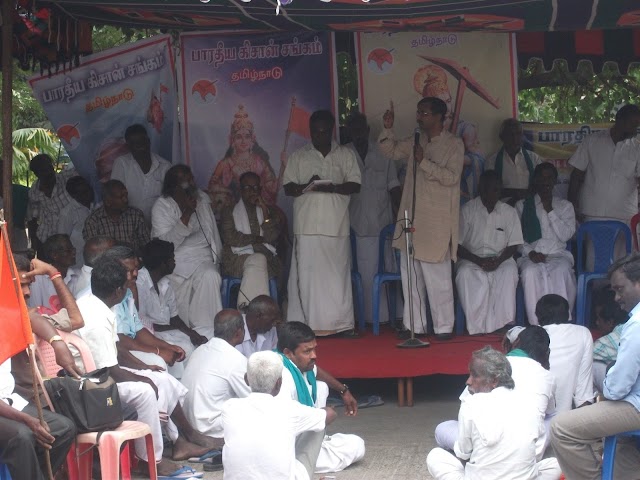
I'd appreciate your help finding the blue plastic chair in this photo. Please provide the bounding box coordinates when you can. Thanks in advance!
[601,429,640,479]
[221,276,278,308]
[371,224,401,335]
[576,220,631,326]
[0,463,10,480]
[350,229,366,331]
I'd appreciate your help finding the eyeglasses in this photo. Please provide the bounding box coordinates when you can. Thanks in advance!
[416,110,434,117]
[241,185,261,192]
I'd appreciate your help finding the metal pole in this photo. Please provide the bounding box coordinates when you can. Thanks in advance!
[2,0,13,241]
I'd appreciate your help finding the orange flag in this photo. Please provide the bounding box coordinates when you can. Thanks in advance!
[0,227,33,365]
[288,105,311,139]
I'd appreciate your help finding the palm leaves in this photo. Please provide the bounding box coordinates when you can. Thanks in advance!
[11,128,63,185]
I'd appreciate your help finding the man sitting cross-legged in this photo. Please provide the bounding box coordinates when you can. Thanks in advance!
[236,295,280,358]
[74,256,214,477]
[223,351,337,480]
[427,346,561,480]
[182,309,251,441]
[456,170,523,334]
[137,239,208,378]
[276,321,365,477]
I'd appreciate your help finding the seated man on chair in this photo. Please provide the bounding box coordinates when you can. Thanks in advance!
[276,321,365,478]
[221,171,281,308]
[516,162,576,325]
[427,346,561,480]
[456,170,523,334]
[71,235,115,297]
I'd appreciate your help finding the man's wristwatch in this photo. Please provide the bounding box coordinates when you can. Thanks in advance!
[48,335,64,345]
[339,384,350,396]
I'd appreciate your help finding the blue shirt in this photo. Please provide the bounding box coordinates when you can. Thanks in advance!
[603,303,640,410]
[113,288,144,338]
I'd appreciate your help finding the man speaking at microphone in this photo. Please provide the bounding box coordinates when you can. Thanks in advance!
[221,171,282,308]
[378,97,464,340]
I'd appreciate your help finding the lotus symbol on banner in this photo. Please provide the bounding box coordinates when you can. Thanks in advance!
[192,79,218,104]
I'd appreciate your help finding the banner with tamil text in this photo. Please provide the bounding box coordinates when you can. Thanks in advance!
[29,35,178,196]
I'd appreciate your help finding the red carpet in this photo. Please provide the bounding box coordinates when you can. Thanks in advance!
[317,329,504,379]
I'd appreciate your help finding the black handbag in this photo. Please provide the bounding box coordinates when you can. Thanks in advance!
[44,367,124,433]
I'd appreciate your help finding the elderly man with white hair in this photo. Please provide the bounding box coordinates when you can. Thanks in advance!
[222,351,337,480]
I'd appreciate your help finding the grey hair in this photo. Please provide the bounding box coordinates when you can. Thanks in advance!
[247,351,283,393]
[213,309,244,342]
[499,118,523,136]
[471,346,514,389]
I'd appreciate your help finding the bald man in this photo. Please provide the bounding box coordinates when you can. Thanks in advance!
[236,295,281,358]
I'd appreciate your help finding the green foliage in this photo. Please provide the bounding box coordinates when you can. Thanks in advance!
[11,128,62,186]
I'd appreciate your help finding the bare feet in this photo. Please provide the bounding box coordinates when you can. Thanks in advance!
[172,435,219,461]
[183,430,224,451]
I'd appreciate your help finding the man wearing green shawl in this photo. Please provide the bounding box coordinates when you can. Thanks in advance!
[516,163,576,325]
[276,322,365,478]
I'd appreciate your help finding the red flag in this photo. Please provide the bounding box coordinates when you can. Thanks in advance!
[288,105,311,139]
[0,228,33,364]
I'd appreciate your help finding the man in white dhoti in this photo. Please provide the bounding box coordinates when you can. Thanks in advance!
[137,239,208,378]
[456,170,523,334]
[236,295,280,358]
[276,322,364,478]
[71,235,115,297]
[283,110,361,336]
[223,351,337,480]
[182,309,251,439]
[345,112,401,327]
[427,346,561,480]
[221,172,281,308]
[75,256,216,477]
[378,97,464,339]
[516,162,576,324]
[152,165,223,339]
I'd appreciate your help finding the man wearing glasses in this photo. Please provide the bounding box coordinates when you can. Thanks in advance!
[221,172,281,308]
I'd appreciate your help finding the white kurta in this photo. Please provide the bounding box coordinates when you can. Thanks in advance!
[181,337,250,438]
[222,393,326,480]
[152,191,223,338]
[516,196,577,324]
[485,149,544,190]
[56,198,91,267]
[235,314,278,358]
[544,323,595,412]
[427,387,560,480]
[110,152,171,223]
[283,142,361,334]
[71,265,92,298]
[456,198,523,334]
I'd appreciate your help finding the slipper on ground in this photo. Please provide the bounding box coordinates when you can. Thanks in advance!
[157,465,204,479]
[187,449,222,463]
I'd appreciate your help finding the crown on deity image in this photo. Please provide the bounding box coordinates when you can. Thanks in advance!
[230,105,255,138]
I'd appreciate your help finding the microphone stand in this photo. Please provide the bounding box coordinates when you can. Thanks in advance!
[397,134,429,349]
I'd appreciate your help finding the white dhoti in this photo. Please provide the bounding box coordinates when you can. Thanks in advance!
[117,381,164,462]
[122,366,188,442]
[237,252,270,308]
[169,261,221,339]
[288,235,354,335]
[426,448,561,480]
[400,250,454,334]
[153,330,196,379]
[518,254,576,325]
[455,258,518,334]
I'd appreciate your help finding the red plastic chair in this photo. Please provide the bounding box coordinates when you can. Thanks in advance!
[631,213,640,251]
[35,331,157,480]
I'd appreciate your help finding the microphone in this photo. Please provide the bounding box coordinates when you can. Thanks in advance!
[414,128,420,147]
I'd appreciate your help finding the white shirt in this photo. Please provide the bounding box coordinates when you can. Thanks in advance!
[544,323,595,412]
[347,141,400,237]
[75,294,120,369]
[455,387,543,480]
[72,265,92,298]
[283,142,361,237]
[57,198,91,267]
[136,267,178,331]
[26,269,79,310]
[110,152,171,223]
[569,129,640,220]
[235,314,278,358]
[222,392,326,480]
[181,337,250,438]
[276,363,319,406]
[515,195,576,259]
[0,359,28,412]
[151,191,223,279]
[486,149,544,190]
[458,197,523,257]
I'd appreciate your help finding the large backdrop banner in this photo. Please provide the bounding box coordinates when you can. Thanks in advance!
[356,32,518,200]
[29,35,178,194]
[179,31,336,218]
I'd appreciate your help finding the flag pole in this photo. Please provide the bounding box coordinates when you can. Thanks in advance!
[0,212,54,480]
[277,96,296,190]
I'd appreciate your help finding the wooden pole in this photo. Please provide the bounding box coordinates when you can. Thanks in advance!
[2,0,13,241]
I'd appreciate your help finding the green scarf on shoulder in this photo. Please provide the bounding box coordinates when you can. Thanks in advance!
[277,352,317,407]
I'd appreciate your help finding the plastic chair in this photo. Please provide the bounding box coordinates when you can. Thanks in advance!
[371,224,401,335]
[0,463,10,480]
[350,229,366,331]
[601,429,640,479]
[35,331,157,480]
[221,276,278,308]
[576,221,631,326]
[631,213,640,251]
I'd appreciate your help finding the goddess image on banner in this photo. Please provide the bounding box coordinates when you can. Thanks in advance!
[356,32,517,202]
[29,35,178,195]
[179,31,336,217]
